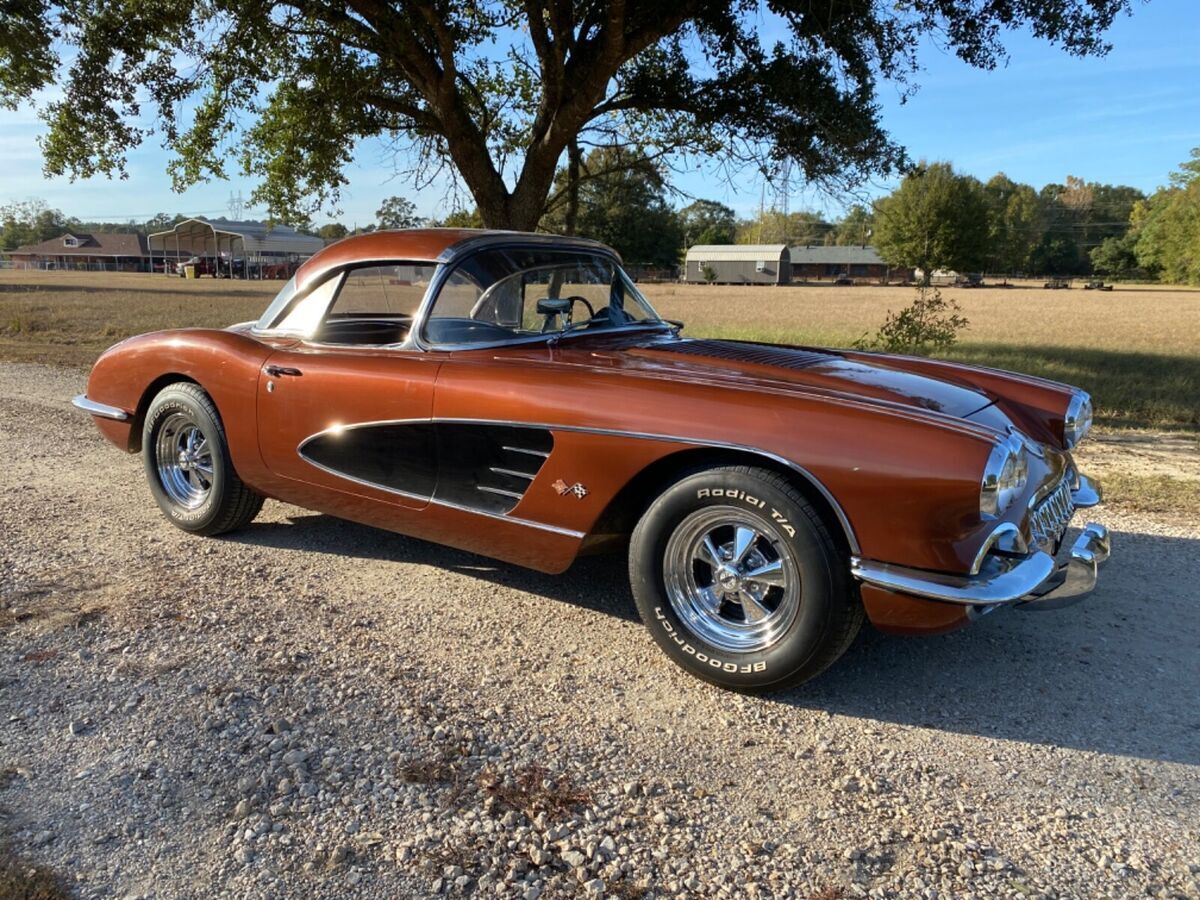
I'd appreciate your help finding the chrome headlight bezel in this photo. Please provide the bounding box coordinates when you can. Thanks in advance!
[1063,391,1093,449]
[980,434,1030,519]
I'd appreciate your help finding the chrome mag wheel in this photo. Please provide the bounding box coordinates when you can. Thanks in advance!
[662,505,802,653]
[154,412,214,509]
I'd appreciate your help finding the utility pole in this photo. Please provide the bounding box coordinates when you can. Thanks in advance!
[227,191,245,220]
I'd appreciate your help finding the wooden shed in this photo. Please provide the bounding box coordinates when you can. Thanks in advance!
[683,245,791,285]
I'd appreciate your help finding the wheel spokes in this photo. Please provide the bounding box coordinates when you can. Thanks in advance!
[738,591,772,623]
[742,559,785,588]
[732,526,759,566]
[695,534,723,568]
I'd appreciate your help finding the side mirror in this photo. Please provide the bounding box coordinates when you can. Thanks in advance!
[536,297,572,316]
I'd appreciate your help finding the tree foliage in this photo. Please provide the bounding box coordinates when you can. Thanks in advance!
[0,199,68,250]
[1089,234,1138,277]
[677,200,736,246]
[1133,148,1200,285]
[982,174,1041,273]
[541,146,682,266]
[317,222,349,241]
[735,210,831,246]
[872,162,989,280]
[1,0,1133,229]
[830,205,874,246]
[375,196,423,230]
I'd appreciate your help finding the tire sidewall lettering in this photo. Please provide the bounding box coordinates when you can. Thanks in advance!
[696,488,795,538]
[653,607,766,674]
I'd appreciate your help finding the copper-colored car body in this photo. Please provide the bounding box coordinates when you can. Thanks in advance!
[75,229,1110,650]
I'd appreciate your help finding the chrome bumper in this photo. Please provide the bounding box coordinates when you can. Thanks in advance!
[851,523,1112,612]
[72,394,129,421]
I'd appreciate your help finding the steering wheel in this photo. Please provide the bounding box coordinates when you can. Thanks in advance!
[538,295,596,332]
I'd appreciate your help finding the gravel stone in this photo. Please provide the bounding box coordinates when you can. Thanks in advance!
[0,361,1197,899]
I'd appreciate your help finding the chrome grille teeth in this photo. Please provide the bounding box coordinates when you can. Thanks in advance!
[1030,478,1074,549]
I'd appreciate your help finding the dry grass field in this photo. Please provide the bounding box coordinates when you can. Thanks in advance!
[2,268,1198,430]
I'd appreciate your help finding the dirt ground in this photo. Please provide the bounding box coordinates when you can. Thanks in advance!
[1,361,1199,899]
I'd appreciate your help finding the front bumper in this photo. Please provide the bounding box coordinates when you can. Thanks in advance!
[72,394,129,421]
[851,475,1111,613]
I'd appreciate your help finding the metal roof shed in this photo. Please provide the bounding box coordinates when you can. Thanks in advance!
[147,218,324,277]
[683,244,790,284]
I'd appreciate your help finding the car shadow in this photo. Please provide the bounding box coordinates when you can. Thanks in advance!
[229,512,639,623]
[228,515,1200,766]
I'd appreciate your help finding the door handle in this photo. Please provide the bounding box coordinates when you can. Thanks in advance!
[265,365,303,377]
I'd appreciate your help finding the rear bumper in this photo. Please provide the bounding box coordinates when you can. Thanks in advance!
[851,522,1111,613]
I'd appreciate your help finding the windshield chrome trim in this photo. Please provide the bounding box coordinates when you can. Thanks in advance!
[411,240,655,352]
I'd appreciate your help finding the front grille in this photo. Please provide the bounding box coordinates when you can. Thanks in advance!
[1029,476,1074,550]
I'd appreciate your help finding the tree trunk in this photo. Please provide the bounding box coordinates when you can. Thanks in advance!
[563,140,582,236]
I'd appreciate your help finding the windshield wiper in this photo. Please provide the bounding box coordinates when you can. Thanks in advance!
[547,320,675,346]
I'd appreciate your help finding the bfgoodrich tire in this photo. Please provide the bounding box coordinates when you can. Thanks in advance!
[629,465,862,691]
[142,383,264,536]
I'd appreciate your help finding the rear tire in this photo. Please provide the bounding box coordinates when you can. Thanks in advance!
[142,383,263,536]
[629,465,862,691]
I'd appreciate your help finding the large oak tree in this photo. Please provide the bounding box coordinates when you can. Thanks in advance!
[3,0,1133,229]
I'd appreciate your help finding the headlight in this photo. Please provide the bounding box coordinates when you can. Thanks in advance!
[980,434,1029,518]
[1063,392,1093,449]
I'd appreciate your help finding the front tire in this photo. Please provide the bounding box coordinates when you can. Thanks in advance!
[629,465,862,691]
[142,383,263,536]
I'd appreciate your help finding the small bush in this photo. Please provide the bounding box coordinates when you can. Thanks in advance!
[701,265,717,284]
[853,285,968,355]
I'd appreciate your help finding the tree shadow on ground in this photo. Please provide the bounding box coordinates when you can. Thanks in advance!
[229,514,1200,766]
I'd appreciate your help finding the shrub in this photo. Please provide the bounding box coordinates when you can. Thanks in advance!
[853,285,968,355]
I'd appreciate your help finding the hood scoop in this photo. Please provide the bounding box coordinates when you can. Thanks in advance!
[655,339,836,370]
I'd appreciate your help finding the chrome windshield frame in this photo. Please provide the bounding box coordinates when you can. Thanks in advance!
[410,239,667,352]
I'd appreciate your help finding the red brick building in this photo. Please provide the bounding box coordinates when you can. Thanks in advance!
[7,231,171,272]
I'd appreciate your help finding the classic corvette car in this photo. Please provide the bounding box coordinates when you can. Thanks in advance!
[74,229,1110,690]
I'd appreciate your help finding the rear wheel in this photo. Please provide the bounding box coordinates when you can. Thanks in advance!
[629,465,862,691]
[142,383,263,535]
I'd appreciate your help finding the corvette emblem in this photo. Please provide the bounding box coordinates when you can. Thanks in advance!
[552,478,589,499]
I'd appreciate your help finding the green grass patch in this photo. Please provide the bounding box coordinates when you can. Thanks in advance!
[941,343,1200,431]
[1097,471,1200,518]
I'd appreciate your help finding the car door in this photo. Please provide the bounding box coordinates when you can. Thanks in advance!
[255,262,442,510]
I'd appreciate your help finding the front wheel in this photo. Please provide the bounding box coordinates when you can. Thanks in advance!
[142,383,264,536]
[629,465,862,691]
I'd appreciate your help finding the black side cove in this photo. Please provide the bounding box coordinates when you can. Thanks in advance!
[299,422,553,513]
[300,423,438,499]
[435,424,554,513]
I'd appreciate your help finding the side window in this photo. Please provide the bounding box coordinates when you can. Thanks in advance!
[328,263,434,318]
[272,274,344,336]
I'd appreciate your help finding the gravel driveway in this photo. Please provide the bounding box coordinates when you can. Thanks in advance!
[1,361,1198,899]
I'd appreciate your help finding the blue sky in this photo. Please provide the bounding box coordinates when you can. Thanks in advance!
[1,0,1197,226]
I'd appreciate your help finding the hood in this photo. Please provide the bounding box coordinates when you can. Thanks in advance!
[560,337,998,422]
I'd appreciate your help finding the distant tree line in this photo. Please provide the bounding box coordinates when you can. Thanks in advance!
[869,162,1152,281]
[6,146,1198,283]
[868,150,1200,284]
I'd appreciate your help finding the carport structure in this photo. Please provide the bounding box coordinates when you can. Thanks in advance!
[147,217,324,278]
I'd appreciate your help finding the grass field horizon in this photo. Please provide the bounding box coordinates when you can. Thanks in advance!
[2,269,1198,431]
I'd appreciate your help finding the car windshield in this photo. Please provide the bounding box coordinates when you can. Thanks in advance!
[423,248,666,346]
